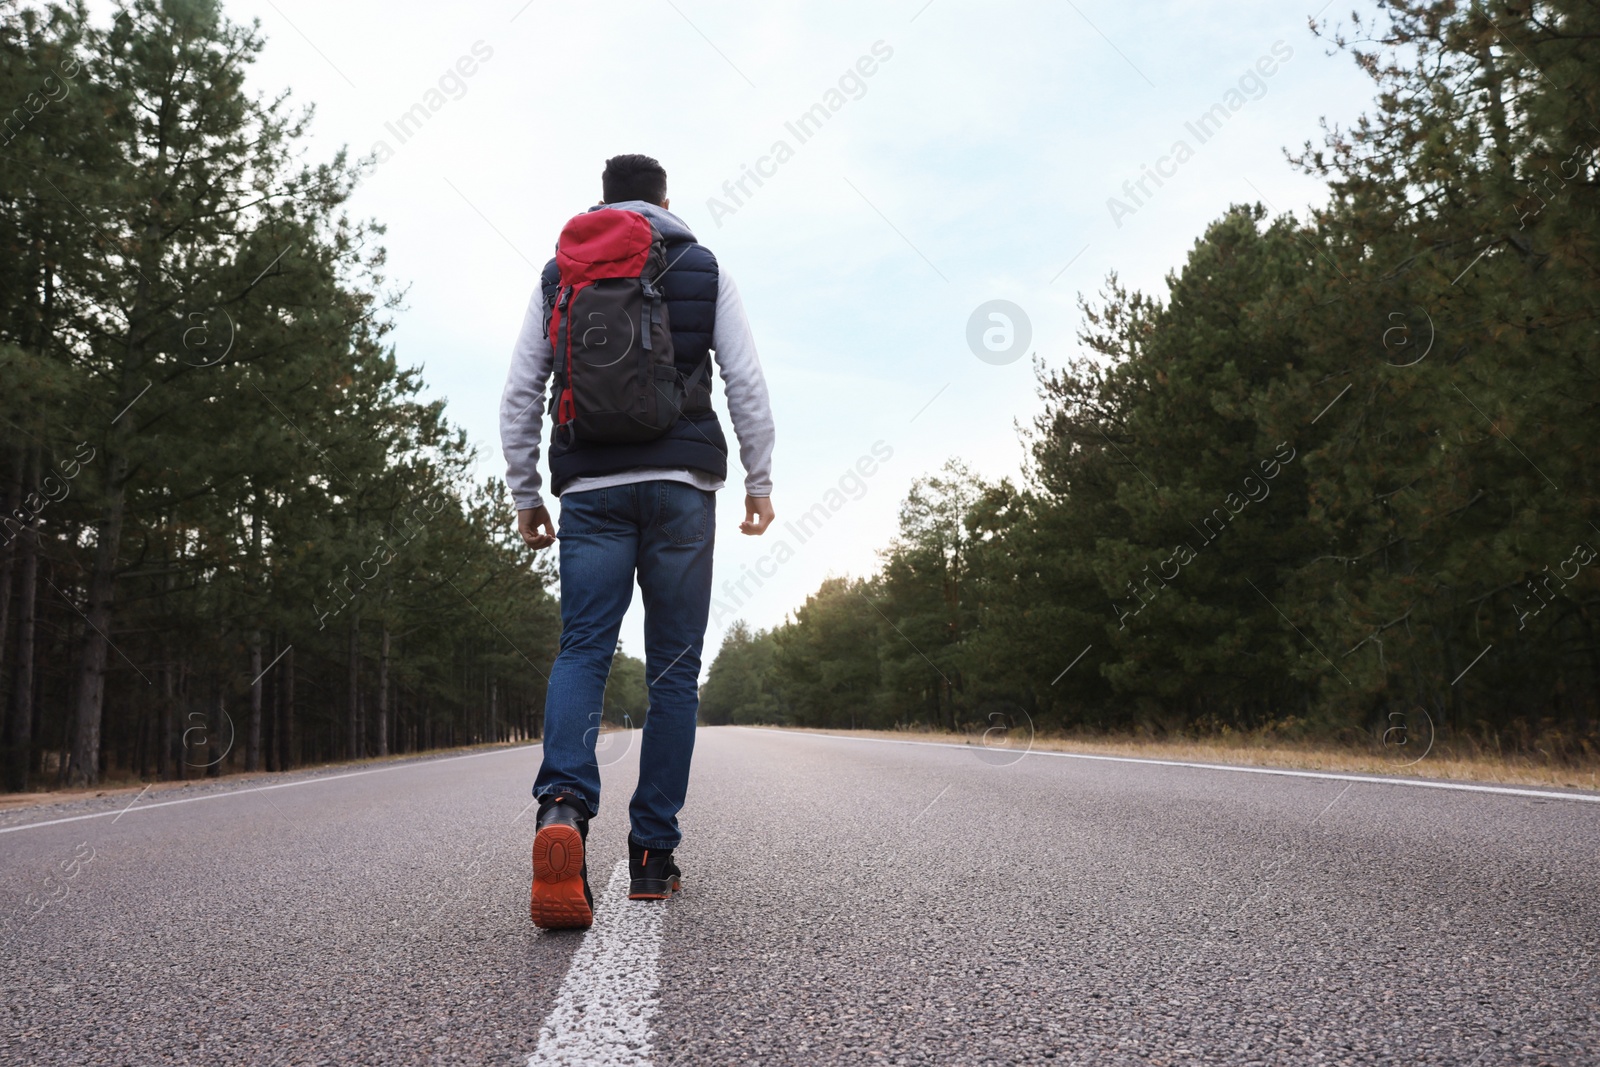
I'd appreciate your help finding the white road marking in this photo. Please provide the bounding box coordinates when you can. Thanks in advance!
[0,744,539,835]
[530,862,664,1067]
[738,728,1600,804]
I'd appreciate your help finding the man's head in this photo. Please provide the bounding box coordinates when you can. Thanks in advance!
[601,154,668,207]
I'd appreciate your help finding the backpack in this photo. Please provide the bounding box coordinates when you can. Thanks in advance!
[546,209,708,445]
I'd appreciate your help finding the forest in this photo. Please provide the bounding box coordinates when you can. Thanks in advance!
[5,1,1597,789]
[701,1,1600,761]
[0,1,664,789]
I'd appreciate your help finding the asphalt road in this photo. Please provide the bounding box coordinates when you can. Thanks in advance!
[1,727,1596,1066]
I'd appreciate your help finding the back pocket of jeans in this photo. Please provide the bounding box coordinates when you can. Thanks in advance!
[559,488,610,535]
[657,484,709,546]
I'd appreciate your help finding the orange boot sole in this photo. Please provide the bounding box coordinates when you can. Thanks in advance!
[530,824,593,929]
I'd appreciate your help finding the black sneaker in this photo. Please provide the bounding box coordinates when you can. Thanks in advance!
[628,838,682,900]
[531,793,593,929]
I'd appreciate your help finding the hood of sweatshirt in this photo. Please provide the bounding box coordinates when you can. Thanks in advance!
[587,200,698,244]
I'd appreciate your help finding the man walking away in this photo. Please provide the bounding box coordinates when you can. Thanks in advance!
[500,154,776,929]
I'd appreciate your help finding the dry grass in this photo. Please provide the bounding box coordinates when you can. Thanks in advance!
[741,724,1600,792]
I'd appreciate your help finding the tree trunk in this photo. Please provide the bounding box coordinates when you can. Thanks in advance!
[246,503,264,771]
[247,630,263,771]
[68,225,154,789]
[131,700,145,779]
[67,448,129,787]
[174,660,188,781]
[347,614,361,760]
[206,677,223,778]
[282,644,296,770]
[0,447,21,735]
[5,457,40,793]
[267,633,281,773]
[376,622,390,758]
[159,648,175,781]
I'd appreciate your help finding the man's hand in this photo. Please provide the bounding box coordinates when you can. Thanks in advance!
[517,506,556,550]
[740,495,774,536]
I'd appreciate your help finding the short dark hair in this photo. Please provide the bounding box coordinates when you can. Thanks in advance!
[602,154,668,205]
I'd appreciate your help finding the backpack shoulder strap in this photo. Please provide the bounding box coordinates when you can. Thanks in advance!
[538,256,561,337]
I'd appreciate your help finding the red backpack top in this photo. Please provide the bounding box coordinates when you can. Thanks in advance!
[547,210,699,444]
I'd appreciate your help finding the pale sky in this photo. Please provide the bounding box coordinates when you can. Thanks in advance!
[191,0,1371,668]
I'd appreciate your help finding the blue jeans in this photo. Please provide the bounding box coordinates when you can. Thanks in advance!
[533,480,715,849]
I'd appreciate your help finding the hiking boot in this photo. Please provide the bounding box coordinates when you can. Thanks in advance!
[627,838,682,900]
[531,793,593,929]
